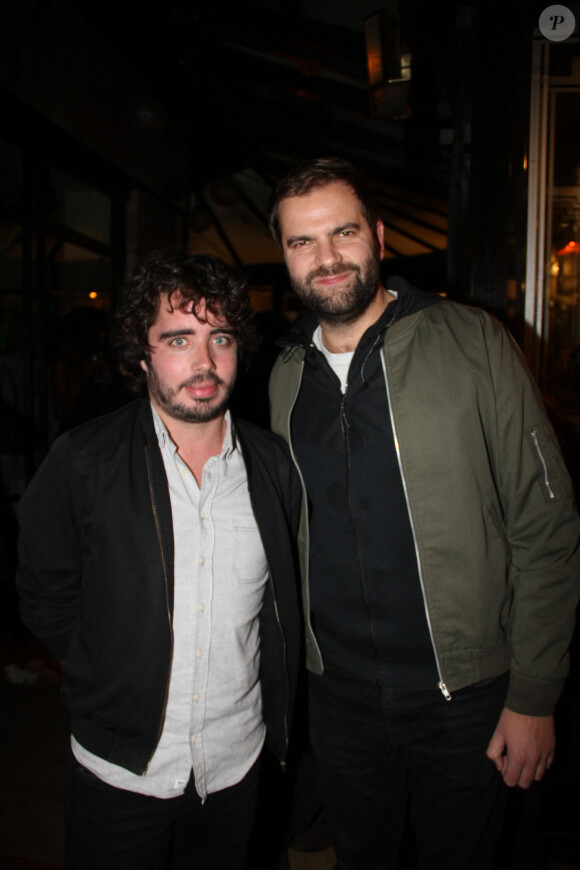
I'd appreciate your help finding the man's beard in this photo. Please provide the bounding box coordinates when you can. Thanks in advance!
[147,368,234,424]
[290,254,381,326]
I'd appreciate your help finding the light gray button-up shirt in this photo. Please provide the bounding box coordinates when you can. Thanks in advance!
[72,408,268,800]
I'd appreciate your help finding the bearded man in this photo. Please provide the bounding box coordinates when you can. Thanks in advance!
[268,158,580,870]
[17,249,301,870]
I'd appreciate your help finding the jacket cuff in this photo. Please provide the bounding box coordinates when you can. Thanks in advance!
[505,672,563,716]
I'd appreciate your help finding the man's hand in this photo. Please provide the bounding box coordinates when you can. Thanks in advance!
[486,707,555,788]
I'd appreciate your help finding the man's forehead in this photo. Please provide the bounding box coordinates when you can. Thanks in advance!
[162,292,229,326]
[279,182,363,226]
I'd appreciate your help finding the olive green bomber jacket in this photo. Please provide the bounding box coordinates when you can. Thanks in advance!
[269,293,580,716]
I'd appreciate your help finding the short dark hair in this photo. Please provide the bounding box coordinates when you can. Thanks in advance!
[268,157,380,247]
[116,249,258,392]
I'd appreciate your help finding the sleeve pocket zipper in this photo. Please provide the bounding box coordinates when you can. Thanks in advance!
[530,428,556,500]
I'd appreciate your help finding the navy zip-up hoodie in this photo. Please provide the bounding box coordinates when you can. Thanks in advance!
[279,279,441,685]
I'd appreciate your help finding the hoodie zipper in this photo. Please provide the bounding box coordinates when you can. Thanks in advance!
[143,444,175,771]
[339,391,385,665]
[380,351,451,701]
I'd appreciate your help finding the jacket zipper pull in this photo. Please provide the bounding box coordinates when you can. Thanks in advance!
[438,681,452,701]
[340,395,350,436]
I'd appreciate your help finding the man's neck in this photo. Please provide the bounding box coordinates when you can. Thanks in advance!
[152,403,228,485]
[319,286,396,354]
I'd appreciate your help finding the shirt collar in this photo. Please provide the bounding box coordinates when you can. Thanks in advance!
[151,404,236,460]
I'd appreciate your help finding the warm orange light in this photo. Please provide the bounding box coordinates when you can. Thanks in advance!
[557,240,579,256]
[367,46,383,86]
[89,291,98,299]
[365,15,384,86]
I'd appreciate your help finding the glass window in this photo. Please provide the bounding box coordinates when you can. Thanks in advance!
[46,239,112,317]
[526,40,580,396]
[546,90,580,392]
[45,238,119,436]
[47,168,111,244]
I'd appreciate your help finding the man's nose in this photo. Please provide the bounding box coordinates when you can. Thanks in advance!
[191,341,215,372]
[316,238,342,269]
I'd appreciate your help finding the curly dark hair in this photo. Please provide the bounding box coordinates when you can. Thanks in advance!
[268,157,380,247]
[116,249,258,392]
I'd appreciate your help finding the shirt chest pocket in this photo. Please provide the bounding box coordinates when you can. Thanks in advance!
[232,525,268,585]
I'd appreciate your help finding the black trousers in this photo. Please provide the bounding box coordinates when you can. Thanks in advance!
[309,670,509,870]
[65,754,261,870]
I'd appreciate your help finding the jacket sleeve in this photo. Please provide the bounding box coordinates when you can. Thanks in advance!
[489,321,580,715]
[16,434,83,661]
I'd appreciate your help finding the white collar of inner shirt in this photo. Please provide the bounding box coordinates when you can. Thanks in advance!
[151,405,236,460]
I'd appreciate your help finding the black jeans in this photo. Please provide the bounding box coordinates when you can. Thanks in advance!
[309,670,509,870]
[65,754,261,870]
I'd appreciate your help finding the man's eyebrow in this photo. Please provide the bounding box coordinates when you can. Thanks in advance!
[209,326,236,334]
[156,326,236,342]
[285,222,362,247]
[157,328,195,341]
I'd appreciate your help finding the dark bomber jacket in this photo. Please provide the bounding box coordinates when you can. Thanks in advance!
[17,399,301,775]
[269,278,580,716]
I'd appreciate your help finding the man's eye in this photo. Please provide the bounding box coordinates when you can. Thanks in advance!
[338,230,355,237]
[171,337,187,347]
[212,335,232,346]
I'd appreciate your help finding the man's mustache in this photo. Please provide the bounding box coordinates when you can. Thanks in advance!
[307,263,360,281]
[179,372,224,390]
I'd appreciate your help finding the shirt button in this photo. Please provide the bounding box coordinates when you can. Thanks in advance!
[197,649,204,659]
[199,556,205,566]
[193,694,200,702]
[191,735,198,745]
[199,603,206,613]
[199,509,205,519]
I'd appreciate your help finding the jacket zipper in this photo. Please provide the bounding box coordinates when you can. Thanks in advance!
[380,351,451,701]
[143,444,174,771]
[247,476,291,770]
[530,429,556,500]
[285,358,324,670]
[269,569,290,771]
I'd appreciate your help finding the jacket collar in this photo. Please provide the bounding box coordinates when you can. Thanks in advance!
[278,275,442,353]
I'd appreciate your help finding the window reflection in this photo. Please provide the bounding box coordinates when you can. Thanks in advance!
[547,90,580,392]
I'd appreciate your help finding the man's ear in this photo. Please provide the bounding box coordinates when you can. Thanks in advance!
[376,221,385,261]
[139,359,148,373]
